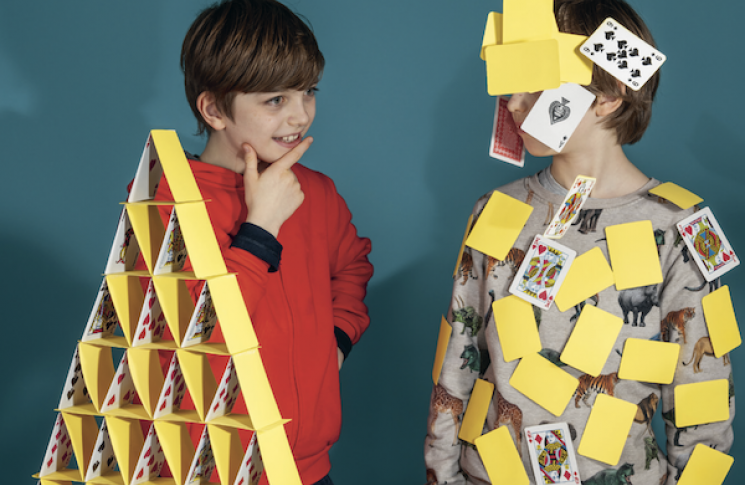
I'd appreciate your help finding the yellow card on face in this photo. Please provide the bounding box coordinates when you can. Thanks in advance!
[560,306,622,377]
[605,220,663,290]
[466,191,533,260]
[675,379,730,428]
[475,426,530,485]
[577,394,636,465]
[459,379,495,444]
[677,444,734,485]
[555,247,614,312]
[484,41,561,96]
[503,0,557,44]
[649,182,703,210]
[618,339,679,384]
[481,12,503,60]
[556,32,593,85]
[494,296,541,362]
[453,215,475,278]
[432,316,452,385]
[509,353,578,416]
[702,285,741,357]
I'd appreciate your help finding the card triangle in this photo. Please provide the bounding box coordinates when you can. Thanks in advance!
[185,426,217,484]
[84,418,118,482]
[131,278,172,348]
[130,422,168,485]
[104,207,142,274]
[58,344,92,410]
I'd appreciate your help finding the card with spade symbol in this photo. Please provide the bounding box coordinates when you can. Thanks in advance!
[580,17,666,91]
[520,83,595,153]
[676,207,739,281]
[509,235,576,310]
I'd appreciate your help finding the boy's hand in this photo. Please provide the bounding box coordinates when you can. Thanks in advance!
[338,348,344,370]
[242,138,312,237]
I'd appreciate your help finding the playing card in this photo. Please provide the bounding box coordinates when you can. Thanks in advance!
[521,83,596,152]
[676,207,739,281]
[154,207,188,275]
[509,235,577,310]
[39,413,74,477]
[182,281,218,348]
[206,358,240,421]
[580,17,666,91]
[545,175,596,238]
[58,344,91,409]
[132,279,167,346]
[489,96,525,167]
[131,422,166,485]
[154,352,187,418]
[186,427,216,484]
[129,134,164,203]
[100,351,136,413]
[84,419,117,481]
[525,422,581,484]
[104,207,141,274]
[82,278,119,341]
[234,433,264,485]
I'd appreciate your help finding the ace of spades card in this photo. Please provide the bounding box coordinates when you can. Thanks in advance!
[677,207,739,281]
[489,96,525,166]
[235,433,264,485]
[509,235,576,310]
[580,17,666,91]
[545,176,596,239]
[84,419,117,481]
[205,358,240,421]
[520,83,596,153]
[525,423,581,485]
[155,352,187,418]
[131,423,166,485]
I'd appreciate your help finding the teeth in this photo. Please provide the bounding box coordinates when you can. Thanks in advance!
[280,134,299,143]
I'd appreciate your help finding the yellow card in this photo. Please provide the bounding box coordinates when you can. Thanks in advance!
[509,353,578,416]
[484,41,561,96]
[677,444,733,485]
[494,296,541,362]
[175,201,228,279]
[481,12,503,60]
[151,130,203,203]
[78,343,115,412]
[59,413,98,478]
[560,306,623,377]
[459,379,495,444]
[556,32,593,85]
[106,415,145,483]
[605,220,663,290]
[432,316,452,385]
[127,348,164,417]
[453,215,475,278]
[125,203,166,273]
[176,349,217,421]
[152,277,194,345]
[555,247,614,312]
[675,379,730,427]
[233,349,283,429]
[503,0,557,44]
[474,426,530,485]
[105,274,144,346]
[466,191,533,260]
[649,182,703,210]
[618,338,679,384]
[209,274,260,354]
[702,285,741,357]
[257,424,303,485]
[154,421,193,485]
[577,394,636,465]
[208,425,245,485]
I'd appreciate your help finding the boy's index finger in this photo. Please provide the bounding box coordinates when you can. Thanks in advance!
[272,136,313,171]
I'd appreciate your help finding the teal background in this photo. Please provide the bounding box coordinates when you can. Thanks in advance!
[2,0,743,483]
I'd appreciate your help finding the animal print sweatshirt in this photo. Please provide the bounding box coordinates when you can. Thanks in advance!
[424,173,734,485]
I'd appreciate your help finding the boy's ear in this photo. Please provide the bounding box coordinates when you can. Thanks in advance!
[197,92,227,131]
[595,82,627,117]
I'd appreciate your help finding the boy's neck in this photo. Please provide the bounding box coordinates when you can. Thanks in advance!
[199,133,247,174]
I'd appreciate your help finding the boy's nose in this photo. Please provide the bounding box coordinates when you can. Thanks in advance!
[288,98,311,126]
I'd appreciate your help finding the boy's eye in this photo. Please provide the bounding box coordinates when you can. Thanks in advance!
[267,96,283,105]
[305,87,318,96]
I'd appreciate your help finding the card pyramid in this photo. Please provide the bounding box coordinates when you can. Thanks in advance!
[35,130,300,485]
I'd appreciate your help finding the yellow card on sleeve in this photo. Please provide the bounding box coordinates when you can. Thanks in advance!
[577,394,636,465]
[618,339,679,384]
[484,41,561,96]
[465,191,533,260]
[503,0,557,44]
[675,379,730,427]
[475,426,530,485]
[509,353,578,416]
[677,444,733,485]
[459,379,495,444]
[560,306,623,377]
[453,215,474,278]
[494,296,541,362]
[556,32,593,85]
[606,220,663,290]
[481,12,503,60]
[555,247,614,312]
[702,285,741,357]
[432,316,452,385]
[649,182,703,210]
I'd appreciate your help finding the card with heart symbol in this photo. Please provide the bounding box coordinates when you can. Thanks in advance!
[520,83,595,153]
[677,207,739,281]
[509,235,576,310]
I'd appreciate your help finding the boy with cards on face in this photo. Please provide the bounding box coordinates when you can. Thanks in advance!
[425,1,734,484]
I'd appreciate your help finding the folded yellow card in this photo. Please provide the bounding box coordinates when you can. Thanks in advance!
[106,415,145,483]
[494,296,541,362]
[459,379,494,444]
[151,129,203,203]
[484,41,561,96]
[209,274,260,354]
[606,220,663,290]
[503,0,557,44]
[481,12,503,60]
[433,316,452,385]
[649,182,703,210]
[556,32,593,85]
[560,306,622,377]
[208,425,245,485]
[509,353,578,416]
[618,339,679,384]
[453,215,475,278]
[677,444,733,485]
[466,191,533,260]
[154,420,194,485]
[577,394,636,465]
[233,349,283,430]
[555,247,614,312]
[702,285,741,358]
[258,424,303,485]
[475,426,529,485]
[675,379,730,427]
[175,202,228,279]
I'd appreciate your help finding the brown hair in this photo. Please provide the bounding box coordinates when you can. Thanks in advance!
[181,0,325,135]
[555,0,660,145]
